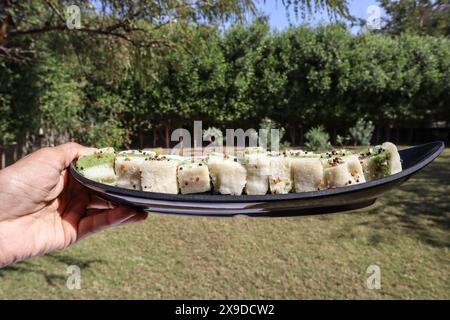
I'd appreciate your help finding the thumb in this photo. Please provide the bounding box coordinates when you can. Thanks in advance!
[53,142,94,170]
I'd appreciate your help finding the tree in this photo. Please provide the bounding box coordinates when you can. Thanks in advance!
[379,0,450,36]
[0,0,351,62]
[0,0,352,151]
[1,2,448,153]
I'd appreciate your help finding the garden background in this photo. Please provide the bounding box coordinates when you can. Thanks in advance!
[0,1,449,166]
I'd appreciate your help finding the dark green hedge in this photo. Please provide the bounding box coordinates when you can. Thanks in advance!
[1,21,449,148]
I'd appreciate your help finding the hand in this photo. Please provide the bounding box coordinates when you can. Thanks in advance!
[0,142,147,268]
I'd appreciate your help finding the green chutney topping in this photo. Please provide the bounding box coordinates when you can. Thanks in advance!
[371,150,391,179]
[76,151,115,171]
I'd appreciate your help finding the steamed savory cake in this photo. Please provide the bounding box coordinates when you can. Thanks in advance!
[76,147,117,185]
[323,154,366,188]
[290,156,324,192]
[75,142,402,195]
[115,150,156,190]
[140,155,181,194]
[268,155,292,194]
[360,142,402,181]
[243,149,270,195]
[207,153,246,195]
[177,160,211,194]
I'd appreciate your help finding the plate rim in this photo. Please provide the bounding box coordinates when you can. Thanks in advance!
[70,141,444,203]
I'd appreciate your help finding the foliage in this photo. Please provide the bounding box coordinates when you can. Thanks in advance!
[379,0,450,36]
[335,134,348,147]
[0,60,15,147]
[348,119,375,146]
[304,126,330,151]
[0,15,449,151]
[0,0,351,62]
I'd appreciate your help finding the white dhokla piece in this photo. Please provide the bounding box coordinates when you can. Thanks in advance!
[345,155,366,183]
[115,150,156,190]
[243,152,271,195]
[291,157,324,192]
[76,147,117,185]
[382,142,402,174]
[361,142,402,181]
[177,161,211,194]
[207,153,247,195]
[323,154,366,188]
[269,156,293,194]
[140,156,181,194]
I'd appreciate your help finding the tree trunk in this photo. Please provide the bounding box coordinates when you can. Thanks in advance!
[408,127,414,145]
[289,125,296,146]
[331,127,336,145]
[385,127,390,142]
[13,144,17,162]
[139,126,144,149]
[152,125,157,147]
[375,127,381,145]
[1,148,5,169]
[165,120,171,148]
[0,12,9,46]
[299,125,304,146]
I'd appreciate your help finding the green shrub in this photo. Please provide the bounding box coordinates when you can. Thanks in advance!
[3,20,450,151]
[305,126,331,151]
[259,117,290,149]
[336,134,349,147]
[348,119,375,146]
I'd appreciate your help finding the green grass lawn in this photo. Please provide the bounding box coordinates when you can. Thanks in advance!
[1,149,449,299]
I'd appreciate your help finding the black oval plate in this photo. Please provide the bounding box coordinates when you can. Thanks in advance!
[70,141,444,217]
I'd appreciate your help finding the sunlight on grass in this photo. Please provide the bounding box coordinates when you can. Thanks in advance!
[1,150,449,299]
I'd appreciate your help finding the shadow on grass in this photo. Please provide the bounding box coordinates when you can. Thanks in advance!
[0,253,104,286]
[362,151,450,248]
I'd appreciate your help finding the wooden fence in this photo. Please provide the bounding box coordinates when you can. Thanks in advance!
[1,127,448,169]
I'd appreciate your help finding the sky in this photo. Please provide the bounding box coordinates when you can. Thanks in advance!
[255,0,388,33]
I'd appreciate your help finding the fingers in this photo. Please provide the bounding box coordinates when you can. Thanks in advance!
[77,206,147,240]
[60,177,91,224]
[52,169,69,200]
